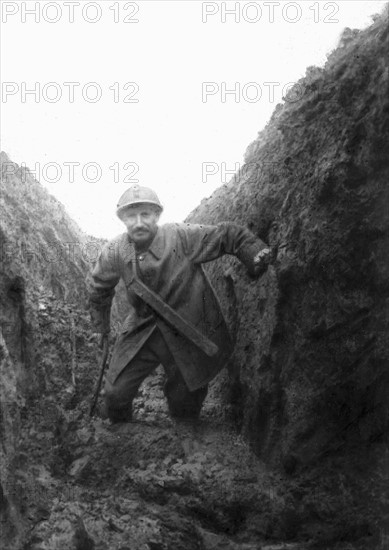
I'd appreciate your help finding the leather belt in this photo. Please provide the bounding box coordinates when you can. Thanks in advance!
[125,244,219,358]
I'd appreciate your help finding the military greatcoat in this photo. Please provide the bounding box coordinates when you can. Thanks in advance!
[87,222,266,390]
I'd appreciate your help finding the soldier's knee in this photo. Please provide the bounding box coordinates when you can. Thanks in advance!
[103,379,118,402]
[104,378,132,404]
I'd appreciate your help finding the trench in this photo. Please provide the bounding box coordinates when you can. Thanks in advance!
[2,10,389,549]
[11,289,385,550]
[17,375,293,549]
[7,294,307,550]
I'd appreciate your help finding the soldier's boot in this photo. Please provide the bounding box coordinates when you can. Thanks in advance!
[107,407,133,423]
[103,393,133,423]
[164,373,207,420]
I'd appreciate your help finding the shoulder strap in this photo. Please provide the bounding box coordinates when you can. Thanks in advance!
[125,240,218,357]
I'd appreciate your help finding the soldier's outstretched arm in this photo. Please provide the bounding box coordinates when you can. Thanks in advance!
[176,222,271,276]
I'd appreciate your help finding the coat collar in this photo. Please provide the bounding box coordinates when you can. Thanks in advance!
[148,226,164,259]
[119,226,164,263]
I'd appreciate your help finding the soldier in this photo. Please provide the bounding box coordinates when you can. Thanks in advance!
[87,185,271,423]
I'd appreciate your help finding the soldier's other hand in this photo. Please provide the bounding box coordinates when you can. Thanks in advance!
[253,247,272,276]
[93,332,109,350]
[99,332,109,350]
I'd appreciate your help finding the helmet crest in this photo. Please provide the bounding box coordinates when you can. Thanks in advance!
[116,185,163,218]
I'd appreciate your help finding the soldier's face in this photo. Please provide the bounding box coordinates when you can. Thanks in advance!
[121,204,160,246]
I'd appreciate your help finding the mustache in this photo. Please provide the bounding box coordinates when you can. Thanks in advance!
[132,228,149,234]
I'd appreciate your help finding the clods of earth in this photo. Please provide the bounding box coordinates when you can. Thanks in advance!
[15,360,305,550]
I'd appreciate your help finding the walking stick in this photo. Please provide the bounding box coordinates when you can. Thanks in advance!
[90,334,110,417]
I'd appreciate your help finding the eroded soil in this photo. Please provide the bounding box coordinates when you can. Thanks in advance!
[6,290,388,550]
[16,358,302,550]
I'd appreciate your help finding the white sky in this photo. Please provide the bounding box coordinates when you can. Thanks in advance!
[1,0,386,238]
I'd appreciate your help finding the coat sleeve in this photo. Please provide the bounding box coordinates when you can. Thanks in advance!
[86,241,121,332]
[176,222,268,275]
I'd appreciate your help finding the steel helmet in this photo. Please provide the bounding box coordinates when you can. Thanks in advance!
[116,185,163,218]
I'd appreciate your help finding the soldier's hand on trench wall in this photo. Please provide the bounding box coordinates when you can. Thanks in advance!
[253,247,272,276]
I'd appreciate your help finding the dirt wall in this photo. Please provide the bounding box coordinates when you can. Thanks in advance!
[188,12,389,473]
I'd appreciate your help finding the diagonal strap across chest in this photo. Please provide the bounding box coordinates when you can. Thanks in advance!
[122,239,219,358]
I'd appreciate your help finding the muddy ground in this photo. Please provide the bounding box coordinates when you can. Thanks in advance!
[17,385,291,550]
[7,294,286,550]
[14,333,296,549]
[4,292,386,550]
